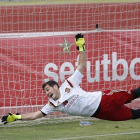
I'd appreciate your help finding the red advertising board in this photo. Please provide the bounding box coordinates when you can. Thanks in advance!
[0,31,140,108]
[0,3,140,116]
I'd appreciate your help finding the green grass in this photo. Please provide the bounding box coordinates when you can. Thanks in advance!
[0,0,140,6]
[0,119,140,140]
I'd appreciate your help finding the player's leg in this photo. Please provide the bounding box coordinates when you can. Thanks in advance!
[133,87,140,99]
[131,109,140,119]
[111,87,140,104]
[102,107,140,121]
[96,106,132,121]
[103,90,134,105]
[94,105,140,121]
[92,93,140,121]
[92,95,132,121]
[103,87,140,105]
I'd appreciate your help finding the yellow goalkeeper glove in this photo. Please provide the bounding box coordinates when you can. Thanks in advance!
[1,113,22,125]
[75,33,85,51]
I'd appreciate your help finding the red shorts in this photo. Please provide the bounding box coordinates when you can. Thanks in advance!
[95,90,134,121]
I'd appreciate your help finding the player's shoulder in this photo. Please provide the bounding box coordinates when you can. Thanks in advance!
[60,80,70,88]
[60,79,68,87]
[60,79,74,92]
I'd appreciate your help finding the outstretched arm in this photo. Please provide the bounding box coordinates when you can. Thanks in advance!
[75,33,86,75]
[1,111,44,125]
[21,111,44,120]
[77,51,86,75]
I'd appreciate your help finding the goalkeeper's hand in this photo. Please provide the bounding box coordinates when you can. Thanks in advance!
[75,33,85,51]
[1,113,22,125]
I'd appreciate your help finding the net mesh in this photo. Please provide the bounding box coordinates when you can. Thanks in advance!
[0,0,140,126]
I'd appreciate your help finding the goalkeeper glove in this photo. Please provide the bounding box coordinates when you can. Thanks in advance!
[75,33,85,51]
[1,113,22,125]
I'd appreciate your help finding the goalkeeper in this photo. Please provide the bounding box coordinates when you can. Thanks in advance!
[2,33,140,124]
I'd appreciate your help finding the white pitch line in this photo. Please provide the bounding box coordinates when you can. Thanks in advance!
[49,131,140,140]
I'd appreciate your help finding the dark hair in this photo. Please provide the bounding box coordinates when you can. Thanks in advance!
[42,80,60,90]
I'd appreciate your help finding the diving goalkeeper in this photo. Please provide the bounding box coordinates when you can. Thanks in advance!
[2,33,140,125]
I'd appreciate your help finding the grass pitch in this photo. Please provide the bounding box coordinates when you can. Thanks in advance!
[0,119,140,140]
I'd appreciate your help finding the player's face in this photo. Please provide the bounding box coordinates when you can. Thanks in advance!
[44,84,60,101]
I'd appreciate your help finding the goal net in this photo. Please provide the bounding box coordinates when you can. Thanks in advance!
[0,0,140,126]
